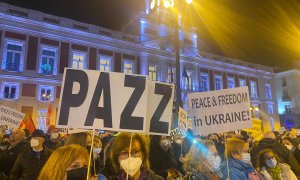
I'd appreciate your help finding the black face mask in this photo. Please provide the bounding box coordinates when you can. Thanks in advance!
[66,167,88,180]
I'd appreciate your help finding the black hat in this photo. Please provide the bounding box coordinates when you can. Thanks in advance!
[31,129,45,138]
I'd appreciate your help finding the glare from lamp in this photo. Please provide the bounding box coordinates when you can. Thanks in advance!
[186,0,192,4]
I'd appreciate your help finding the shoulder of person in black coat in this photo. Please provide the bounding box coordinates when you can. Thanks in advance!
[147,169,164,180]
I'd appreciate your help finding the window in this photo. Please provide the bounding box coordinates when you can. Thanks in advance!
[99,55,112,72]
[0,82,19,100]
[183,71,193,90]
[123,60,135,74]
[37,109,47,132]
[200,73,209,92]
[38,85,54,102]
[167,67,175,83]
[285,105,291,113]
[72,52,86,69]
[39,47,57,75]
[268,104,274,114]
[2,40,24,72]
[250,81,258,98]
[265,83,272,99]
[227,77,235,89]
[214,75,223,90]
[148,65,158,81]
[239,79,246,86]
[281,77,287,87]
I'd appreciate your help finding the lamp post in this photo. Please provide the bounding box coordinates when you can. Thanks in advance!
[163,0,192,113]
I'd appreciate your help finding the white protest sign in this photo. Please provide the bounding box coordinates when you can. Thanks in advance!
[188,86,251,135]
[278,127,286,134]
[57,69,174,135]
[145,80,174,135]
[0,105,25,129]
[170,127,186,138]
[178,107,187,129]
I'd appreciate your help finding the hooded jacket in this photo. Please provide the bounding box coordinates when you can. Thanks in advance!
[250,138,300,175]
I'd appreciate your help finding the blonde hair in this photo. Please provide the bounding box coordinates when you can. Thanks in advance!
[65,132,91,147]
[226,138,247,158]
[38,145,89,180]
[183,139,215,173]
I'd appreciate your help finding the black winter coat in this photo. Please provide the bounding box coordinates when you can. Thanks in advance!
[0,141,30,177]
[149,136,184,179]
[9,147,52,180]
[250,138,300,176]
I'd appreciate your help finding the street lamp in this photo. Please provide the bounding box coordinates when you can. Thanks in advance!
[164,0,192,113]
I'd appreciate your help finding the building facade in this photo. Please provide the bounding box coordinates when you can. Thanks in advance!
[275,69,300,128]
[0,2,279,132]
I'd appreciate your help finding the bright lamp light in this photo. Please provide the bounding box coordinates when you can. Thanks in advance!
[186,0,192,4]
[164,0,171,8]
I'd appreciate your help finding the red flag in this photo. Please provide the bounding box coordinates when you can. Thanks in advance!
[19,114,36,134]
[46,104,52,127]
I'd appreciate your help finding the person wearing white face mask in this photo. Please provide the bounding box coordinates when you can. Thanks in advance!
[220,138,260,180]
[110,133,163,180]
[10,129,53,180]
[183,139,223,180]
[44,127,63,150]
[257,149,297,180]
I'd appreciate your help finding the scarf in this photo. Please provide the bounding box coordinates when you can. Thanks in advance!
[266,164,282,180]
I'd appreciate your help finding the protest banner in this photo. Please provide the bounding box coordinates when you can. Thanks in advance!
[0,105,25,129]
[145,80,174,135]
[291,128,300,136]
[170,127,186,138]
[244,118,262,133]
[178,107,187,129]
[278,127,286,134]
[188,86,251,135]
[57,69,174,135]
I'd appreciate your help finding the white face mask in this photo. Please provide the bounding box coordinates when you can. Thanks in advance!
[285,145,293,151]
[241,153,251,164]
[50,133,59,140]
[266,158,277,168]
[93,147,102,154]
[207,155,221,172]
[120,157,142,176]
[30,138,39,148]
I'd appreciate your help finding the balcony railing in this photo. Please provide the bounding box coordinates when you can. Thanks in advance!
[2,93,16,99]
[282,95,291,102]
[40,66,55,76]
[4,62,21,72]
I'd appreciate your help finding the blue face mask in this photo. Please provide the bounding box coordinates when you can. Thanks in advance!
[266,158,277,168]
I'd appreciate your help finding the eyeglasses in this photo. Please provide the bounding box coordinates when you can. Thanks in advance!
[119,150,142,160]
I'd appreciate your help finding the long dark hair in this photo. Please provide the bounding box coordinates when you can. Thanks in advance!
[256,149,280,171]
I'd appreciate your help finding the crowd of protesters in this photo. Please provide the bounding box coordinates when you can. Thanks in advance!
[0,126,299,180]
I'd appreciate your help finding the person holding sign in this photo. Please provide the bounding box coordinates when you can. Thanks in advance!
[38,144,104,180]
[256,149,298,180]
[220,138,260,180]
[109,132,163,180]
[182,139,223,180]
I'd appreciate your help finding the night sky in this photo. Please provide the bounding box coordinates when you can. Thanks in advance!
[2,0,300,71]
